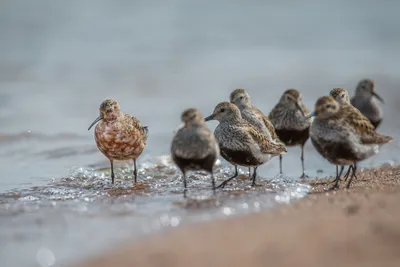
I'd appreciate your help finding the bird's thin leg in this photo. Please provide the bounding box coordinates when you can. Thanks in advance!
[344,165,354,182]
[345,163,357,189]
[300,145,307,178]
[183,172,187,198]
[279,155,283,175]
[322,165,343,185]
[336,165,339,179]
[133,159,138,184]
[211,172,216,195]
[330,165,345,189]
[110,160,115,184]
[333,166,345,183]
[251,166,258,186]
[248,167,252,179]
[216,165,239,189]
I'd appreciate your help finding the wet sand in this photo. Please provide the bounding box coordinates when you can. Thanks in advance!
[76,165,400,267]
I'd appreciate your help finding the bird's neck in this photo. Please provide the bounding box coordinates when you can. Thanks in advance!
[104,112,122,122]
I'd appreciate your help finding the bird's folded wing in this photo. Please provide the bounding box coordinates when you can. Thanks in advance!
[246,125,287,154]
[254,107,280,141]
[343,106,392,144]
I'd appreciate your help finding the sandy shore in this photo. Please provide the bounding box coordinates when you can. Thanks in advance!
[76,166,400,267]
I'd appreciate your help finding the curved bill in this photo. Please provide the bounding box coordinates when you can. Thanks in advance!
[304,111,316,120]
[295,102,306,117]
[204,114,214,122]
[88,114,104,130]
[372,92,384,103]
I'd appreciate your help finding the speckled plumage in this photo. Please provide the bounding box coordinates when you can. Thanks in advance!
[309,96,392,188]
[230,88,279,141]
[351,79,384,129]
[329,88,359,182]
[205,102,287,187]
[268,89,311,177]
[88,99,148,184]
[171,108,218,195]
[230,88,281,179]
[330,88,351,105]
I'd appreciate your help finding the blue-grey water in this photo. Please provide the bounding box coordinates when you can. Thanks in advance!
[1,0,400,266]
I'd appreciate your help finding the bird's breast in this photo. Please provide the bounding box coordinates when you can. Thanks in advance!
[94,123,146,160]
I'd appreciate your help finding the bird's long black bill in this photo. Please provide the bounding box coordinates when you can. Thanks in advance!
[204,114,214,121]
[88,114,104,130]
[372,92,384,104]
[295,102,306,117]
[304,111,316,120]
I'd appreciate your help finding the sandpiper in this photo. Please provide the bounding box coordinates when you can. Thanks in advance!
[307,96,392,189]
[88,99,148,184]
[171,108,219,197]
[330,87,359,181]
[230,88,281,178]
[205,102,287,187]
[351,79,384,129]
[330,87,351,105]
[268,89,311,178]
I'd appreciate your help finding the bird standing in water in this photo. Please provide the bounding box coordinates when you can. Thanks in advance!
[205,102,287,188]
[269,89,311,178]
[171,108,219,197]
[88,99,148,184]
[230,88,281,180]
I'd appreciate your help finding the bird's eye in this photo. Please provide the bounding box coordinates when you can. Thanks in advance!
[341,94,345,98]
[239,96,243,100]
[220,108,225,113]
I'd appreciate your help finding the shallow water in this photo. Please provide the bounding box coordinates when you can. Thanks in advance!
[0,156,310,267]
[1,0,400,266]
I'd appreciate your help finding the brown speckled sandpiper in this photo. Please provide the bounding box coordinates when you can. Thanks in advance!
[230,88,282,179]
[205,102,287,187]
[307,96,392,189]
[88,99,148,184]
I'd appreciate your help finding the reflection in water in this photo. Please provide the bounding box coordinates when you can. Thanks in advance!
[0,156,309,267]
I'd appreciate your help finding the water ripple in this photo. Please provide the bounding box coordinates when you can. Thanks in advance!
[0,155,310,267]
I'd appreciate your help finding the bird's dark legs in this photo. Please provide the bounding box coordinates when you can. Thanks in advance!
[110,160,115,184]
[323,165,343,185]
[333,166,345,183]
[251,166,258,186]
[248,167,251,179]
[336,165,339,180]
[330,165,345,189]
[344,165,354,182]
[182,172,187,198]
[217,165,239,188]
[300,145,307,178]
[133,159,138,183]
[345,163,357,189]
[279,155,283,175]
[210,172,216,195]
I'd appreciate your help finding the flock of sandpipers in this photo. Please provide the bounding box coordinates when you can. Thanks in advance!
[88,79,393,197]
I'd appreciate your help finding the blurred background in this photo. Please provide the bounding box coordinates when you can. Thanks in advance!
[1,0,400,266]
